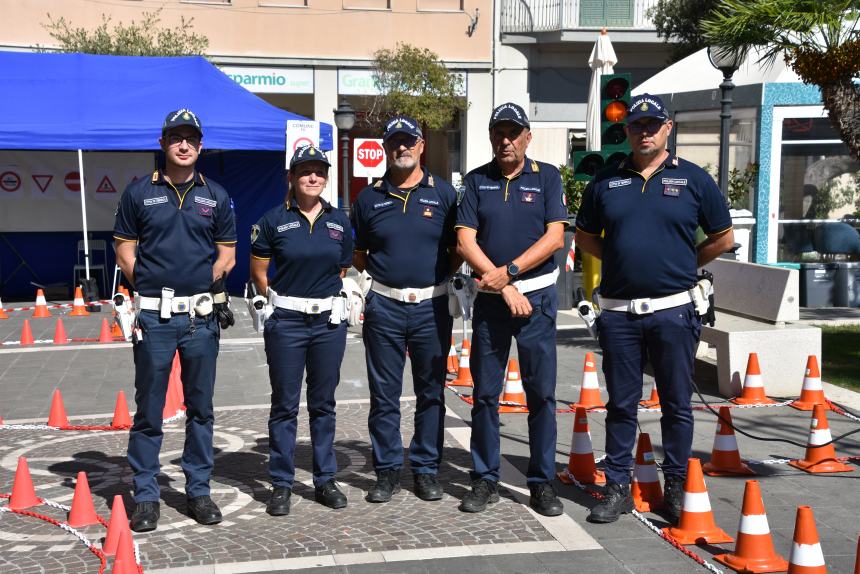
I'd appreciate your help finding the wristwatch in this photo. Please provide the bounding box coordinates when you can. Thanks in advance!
[506,262,520,279]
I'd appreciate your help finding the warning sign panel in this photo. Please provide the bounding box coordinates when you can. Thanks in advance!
[32,174,53,193]
[1,170,22,193]
[97,175,116,193]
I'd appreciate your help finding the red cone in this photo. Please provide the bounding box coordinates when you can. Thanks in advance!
[790,355,830,411]
[789,403,854,474]
[111,528,138,574]
[69,286,90,317]
[663,458,733,545]
[787,506,827,573]
[557,407,606,485]
[112,391,132,429]
[715,480,788,573]
[99,318,114,343]
[47,389,69,427]
[32,288,51,318]
[9,457,41,510]
[574,352,605,409]
[20,319,35,346]
[103,495,129,556]
[53,318,69,345]
[67,472,100,527]
[640,383,660,407]
[632,432,664,512]
[702,407,756,476]
[0,296,8,319]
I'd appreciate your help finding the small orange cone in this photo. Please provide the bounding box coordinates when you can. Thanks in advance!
[112,391,132,429]
[103,495,129,556]
[99,318,114,343]
[9,457,41,510]
[786,506,827,573]
[632,433,664,512]
[170,352,186,411]
[32,288,51,318]
[69,286,90,316]
[67,471,100,527]
[663,458,734,545]
[0,296,8,319]
[53,318,69,345]
[111,528,139,574]
[640,383,660,407]
[703,407,756,476]
[111,314,123,338]
[499,358,528,413]
[789,403,853,474]
[447,337,458,375]
[715,480,788,573]
[791,355,830,411]
[450,339,473,387]
[20,319,35,346]
[574,352,605,409]
[732,353,777,405]
[47,389,69,427]
[557,407,606,485]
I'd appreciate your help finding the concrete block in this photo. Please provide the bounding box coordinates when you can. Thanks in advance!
[707,259,799,322]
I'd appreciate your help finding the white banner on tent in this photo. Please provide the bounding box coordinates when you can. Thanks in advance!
[0,151,152,232]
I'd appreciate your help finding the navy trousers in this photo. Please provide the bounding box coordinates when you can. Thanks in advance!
[128,310,220,503]
[265,308,347,488]
[598,302,702,484]
[362,291,452,474]
[469,286,558,484]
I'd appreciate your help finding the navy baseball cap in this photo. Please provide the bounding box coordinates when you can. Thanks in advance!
[489,103,530,129]
[162,109,203,135]
[383,116,422,142]
[626,94,669,124]
[289,145,331,169]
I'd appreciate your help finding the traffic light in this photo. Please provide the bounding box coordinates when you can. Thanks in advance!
[571,150,628,181]
[600,73,631,151]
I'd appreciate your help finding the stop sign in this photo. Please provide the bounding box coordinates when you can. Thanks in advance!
[356,140,384,168]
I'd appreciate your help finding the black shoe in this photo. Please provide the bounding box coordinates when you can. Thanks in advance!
[129,501,159,532]
[186,495,222,525]
[413,474,443,501]
[586,483,634,523]
[366,469,401,503]
[315,479,348,509]
[663,476,685,525]
[266,487,292,516]
[529,482,564,517]
[459,479,500,513]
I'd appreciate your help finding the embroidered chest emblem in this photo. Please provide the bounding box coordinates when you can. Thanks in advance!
[423,206,433,218]
[143,196,168,206]
[277,221,301,232]
[521,192,536,203]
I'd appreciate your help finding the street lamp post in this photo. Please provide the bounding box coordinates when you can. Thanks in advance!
[708,46,743,197]
[333,98,356,212]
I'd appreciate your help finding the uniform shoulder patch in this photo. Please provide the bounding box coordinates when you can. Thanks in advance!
[373,180,384,189]
[427,174,435,187]
[250,224,260,244]
[150,170,159,183]
[456,187,465,206]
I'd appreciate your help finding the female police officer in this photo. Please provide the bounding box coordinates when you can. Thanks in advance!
[249,145,353,516]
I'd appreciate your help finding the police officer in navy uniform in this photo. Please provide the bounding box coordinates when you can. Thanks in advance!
[114,109,236,532]
[351,116,460,503]
[249,145,353,516]
[456,103,568,516]
[576,94,734,524]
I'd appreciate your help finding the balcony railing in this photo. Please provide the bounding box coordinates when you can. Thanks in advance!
[500,0,658,34]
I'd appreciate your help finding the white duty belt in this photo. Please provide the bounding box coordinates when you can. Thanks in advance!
[478,268,559,295]
[371,280,447,304]
[598,290,694,315]
[137,293,211,315]
[272,294,334,314]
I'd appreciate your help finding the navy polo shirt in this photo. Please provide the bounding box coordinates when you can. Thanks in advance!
[457,157,569,281]
[250,198,353,299]
[350,168,457,288]
[113,170,237,297]
[575,151,732,299]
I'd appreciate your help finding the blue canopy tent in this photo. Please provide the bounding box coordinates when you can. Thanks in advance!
[0,51,333,297]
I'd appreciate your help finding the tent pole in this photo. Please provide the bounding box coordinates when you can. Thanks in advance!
[77,149,90,281]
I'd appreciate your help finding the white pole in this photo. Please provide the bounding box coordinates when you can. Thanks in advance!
[77,149,90,280]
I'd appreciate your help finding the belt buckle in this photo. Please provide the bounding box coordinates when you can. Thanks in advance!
[402,288,420,303]
[630,298,653,315]
[174,300,188,313]
[307,302,321,314]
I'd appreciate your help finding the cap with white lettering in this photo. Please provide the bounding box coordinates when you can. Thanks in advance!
[626,94,669,124]
[489,103,530,129]
[383,116,423,142]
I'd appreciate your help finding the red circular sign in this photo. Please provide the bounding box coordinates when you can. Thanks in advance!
[65,171,81,192]
[356,140,384,168]
[292,137,314,152]
[0,171,21,192]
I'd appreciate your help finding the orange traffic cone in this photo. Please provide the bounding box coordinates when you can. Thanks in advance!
[640,383,660,407]
[170,352,186,411]
[0,296,8,319]
[499,358,528,413]
[732,353,777,405]
[632,433,664,512]
[53,318,69,345]
[67,471,100,527]
[69,286,90,316]
[20,319,35,346]
[791,355,830,411]
[789,403,853,474]
[574,352,605,409]
[450,339,473,387]
[111,314,123,338]
[663,458,734,545]
[787,506,827,573]
[47,389,69,427]
[558,407,606,485]
[99,318,114,343]
[446,336,458,375]
[32,288,51,318]
[112,390,132,429]
[715,480,788,573]
[9,457,41,510]
[103,495,129,556]
[111,528,138,574]
[703,407,755,476]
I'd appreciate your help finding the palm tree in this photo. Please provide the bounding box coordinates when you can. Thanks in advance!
[702,0,860,159]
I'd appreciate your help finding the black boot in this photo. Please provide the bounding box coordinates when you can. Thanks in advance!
[365,469,401,503]
[586,483,634,523]
[458,479,500,513]
[663,476,685,525]
[186,495,222,525]
[529,482,564,517]
[315,479,348,509]
[413,474,443,501]
[130,501,159,532]
[266,487,292,516]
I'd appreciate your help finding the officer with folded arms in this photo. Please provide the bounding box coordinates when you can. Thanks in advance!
[576,94,733,524]
[114,109,236,532]
[456,103,568,516]
[351,115,460,504]
[249,145,353,516]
